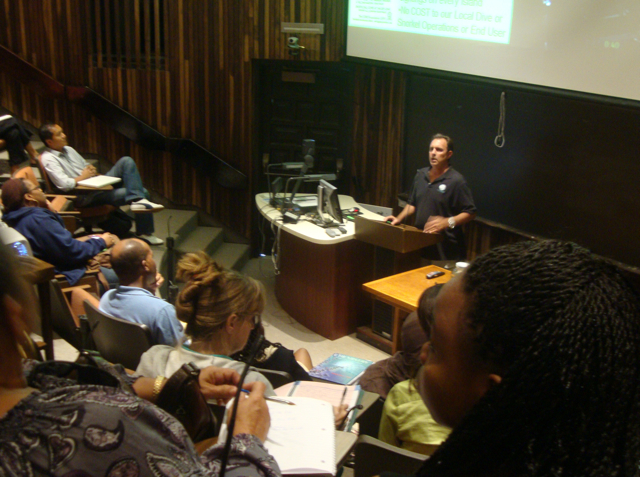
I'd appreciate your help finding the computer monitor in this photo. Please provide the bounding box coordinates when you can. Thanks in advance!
[317,179,343,224]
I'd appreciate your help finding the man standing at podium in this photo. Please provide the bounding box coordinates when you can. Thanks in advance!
[385,134,476,260]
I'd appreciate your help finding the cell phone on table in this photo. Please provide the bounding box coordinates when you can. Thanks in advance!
[426,271,445,279]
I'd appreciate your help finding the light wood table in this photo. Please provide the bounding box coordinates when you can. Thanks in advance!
[360,265,452,354]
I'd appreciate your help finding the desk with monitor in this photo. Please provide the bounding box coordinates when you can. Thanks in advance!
[256,193,384,340]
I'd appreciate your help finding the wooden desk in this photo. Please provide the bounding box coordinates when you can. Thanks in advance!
[18,256,56,360]
[256,194,382,340]
[359,265,452,354]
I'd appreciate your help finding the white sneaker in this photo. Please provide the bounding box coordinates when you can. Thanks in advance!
[136,234,164,246]
[130,198,164,213]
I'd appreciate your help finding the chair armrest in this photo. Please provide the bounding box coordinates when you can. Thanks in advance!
[46,194,77,200]
[74,185,114,192]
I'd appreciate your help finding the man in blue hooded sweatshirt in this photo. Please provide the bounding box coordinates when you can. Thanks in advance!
[1,178,118,287]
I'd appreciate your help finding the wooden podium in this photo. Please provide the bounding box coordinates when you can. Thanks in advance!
[354,217,443,353]
[354,216,442,253]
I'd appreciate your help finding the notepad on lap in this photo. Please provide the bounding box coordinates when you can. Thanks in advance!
[219,396,336,476]
[276,381,361,408]
[276,381,363,432]
[77,175,122,188]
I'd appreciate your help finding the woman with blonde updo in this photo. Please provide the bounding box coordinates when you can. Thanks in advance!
[136,252,276,395]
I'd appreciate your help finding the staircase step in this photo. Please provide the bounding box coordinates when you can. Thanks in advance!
[211,242,251,271]
[150,209,198,248]
[176,226,224,256]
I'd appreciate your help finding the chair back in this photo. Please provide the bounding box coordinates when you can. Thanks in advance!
[49,279,95,350]
[84,299,153,370]
[13,165,38,184]
[36,154,60,194]
[250,367,294,389]
[353,435,428,477]
[14,166,71,213]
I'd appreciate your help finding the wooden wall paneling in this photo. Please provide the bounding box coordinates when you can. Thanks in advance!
[123,0,132,69]
[18,0,26,58]
[143,0,150,69]
[115,0,123,67]
[1,0,10,49]
[134,0,141,67]
[350,65,406,208]
[1,0,359,238]
[93,0,102,68]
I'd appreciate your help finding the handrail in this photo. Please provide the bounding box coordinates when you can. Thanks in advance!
[0,45,247,189]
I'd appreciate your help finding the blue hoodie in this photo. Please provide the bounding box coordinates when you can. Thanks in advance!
[3,207,106,285]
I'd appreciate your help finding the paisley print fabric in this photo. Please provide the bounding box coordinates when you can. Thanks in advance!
[0,361,281,477]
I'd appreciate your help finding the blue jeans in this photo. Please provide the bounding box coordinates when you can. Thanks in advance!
[81,157,154,235]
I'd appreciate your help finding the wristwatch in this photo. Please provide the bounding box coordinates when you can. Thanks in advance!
[448,217,456,229]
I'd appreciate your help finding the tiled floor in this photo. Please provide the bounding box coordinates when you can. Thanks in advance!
[51,257,391,367]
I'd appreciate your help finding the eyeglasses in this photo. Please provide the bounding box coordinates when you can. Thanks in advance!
[28,186,43,193]
[245,314,261,326]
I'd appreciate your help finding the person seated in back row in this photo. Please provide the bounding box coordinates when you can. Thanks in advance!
[378,285,451,456]
[136,252,277,395]
[1,177,118,288]
[383,240,640,477]
[0,244,279,477]
[0,115,39,173]
[136,252,314,395]
[99,238,184,346]
[359,306,430,399]
[39,122,164,245]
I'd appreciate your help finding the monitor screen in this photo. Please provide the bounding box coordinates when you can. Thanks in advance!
[11,241,30,257]
[317,180,343,224]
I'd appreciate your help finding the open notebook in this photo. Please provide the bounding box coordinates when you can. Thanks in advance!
[276,381,363,432]
[219,396,336,476]
[77,175,122,188]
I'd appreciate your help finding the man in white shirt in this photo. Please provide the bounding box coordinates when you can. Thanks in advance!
[39,122,164,245]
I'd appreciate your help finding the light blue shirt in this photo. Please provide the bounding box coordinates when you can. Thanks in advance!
[41,146,89,191]
[99,286,184,346]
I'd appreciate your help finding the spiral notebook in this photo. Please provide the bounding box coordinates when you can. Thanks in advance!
[219,396,336,476]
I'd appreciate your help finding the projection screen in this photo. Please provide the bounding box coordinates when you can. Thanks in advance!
[346,0,640,102]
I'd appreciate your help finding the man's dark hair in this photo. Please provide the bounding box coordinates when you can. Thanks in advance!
[1,178,30,213]
[110,239,148,285]
[431,133,454,153]
[38,122,57,145]
[419,240,640,477]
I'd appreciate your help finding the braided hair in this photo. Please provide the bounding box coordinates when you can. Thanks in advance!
[419,240,640,477]
[175,252,265,344]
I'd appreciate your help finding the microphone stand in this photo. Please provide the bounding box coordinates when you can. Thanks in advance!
[166,216,179,305]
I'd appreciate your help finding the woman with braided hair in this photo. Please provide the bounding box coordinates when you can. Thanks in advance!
[136,251,276,395]
[385,240,640,477]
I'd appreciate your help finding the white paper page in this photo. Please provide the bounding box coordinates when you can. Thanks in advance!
[218,396,336,475]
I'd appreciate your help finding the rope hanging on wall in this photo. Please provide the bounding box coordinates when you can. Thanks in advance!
[494,92,506,148]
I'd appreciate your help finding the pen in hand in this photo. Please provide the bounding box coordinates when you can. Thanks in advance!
[339,386,347,407]
[241,388,296,405]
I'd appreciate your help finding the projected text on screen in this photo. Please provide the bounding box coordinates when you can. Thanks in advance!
[349,0,514,44]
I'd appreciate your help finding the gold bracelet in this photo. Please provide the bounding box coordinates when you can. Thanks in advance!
[153,376,165,401]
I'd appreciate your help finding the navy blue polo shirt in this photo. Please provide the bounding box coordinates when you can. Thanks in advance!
[408,166,477,259]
